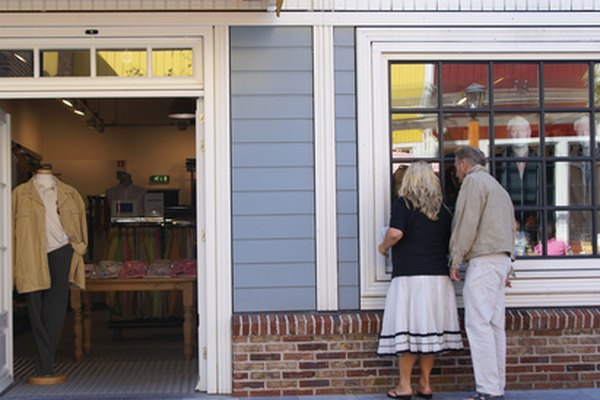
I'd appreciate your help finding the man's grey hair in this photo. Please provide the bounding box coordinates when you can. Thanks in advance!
[455,146,486,166]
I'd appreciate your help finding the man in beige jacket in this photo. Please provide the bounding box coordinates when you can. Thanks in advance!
[449,146,515,400]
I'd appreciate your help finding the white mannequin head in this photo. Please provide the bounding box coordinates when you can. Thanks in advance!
[507,115,531,151]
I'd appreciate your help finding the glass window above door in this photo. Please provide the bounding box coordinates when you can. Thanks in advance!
[0,45,197,79]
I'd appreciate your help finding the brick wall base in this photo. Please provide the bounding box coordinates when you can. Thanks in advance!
[232,308,600,397]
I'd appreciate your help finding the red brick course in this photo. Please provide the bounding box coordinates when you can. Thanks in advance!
[232,308,600,397]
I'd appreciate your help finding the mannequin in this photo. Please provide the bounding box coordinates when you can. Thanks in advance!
[12,164,88,385]
[105,171,146,217]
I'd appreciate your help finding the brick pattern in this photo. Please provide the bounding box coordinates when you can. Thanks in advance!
[232,308,600,397]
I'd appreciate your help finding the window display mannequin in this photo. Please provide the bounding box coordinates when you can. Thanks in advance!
[105,171,146,217]
[569,116,600,247]
[12,164,88,384]
[497,116,542,254]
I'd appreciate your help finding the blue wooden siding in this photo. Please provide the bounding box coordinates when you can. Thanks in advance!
[231,26,316,312]
[334,27,359,310]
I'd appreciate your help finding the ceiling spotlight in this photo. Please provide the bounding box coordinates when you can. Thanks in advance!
[74,108,86,117]
[168,98,195,120]
[62,99,75,108]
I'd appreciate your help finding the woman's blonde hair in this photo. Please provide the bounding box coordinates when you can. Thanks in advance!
[398,161,442,221]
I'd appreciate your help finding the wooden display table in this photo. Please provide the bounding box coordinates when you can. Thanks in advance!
[70,277,196,361]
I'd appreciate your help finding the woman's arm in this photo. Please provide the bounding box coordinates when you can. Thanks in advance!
[378,227,404,256]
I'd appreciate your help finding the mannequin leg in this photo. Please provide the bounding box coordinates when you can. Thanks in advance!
[26,245,72,376]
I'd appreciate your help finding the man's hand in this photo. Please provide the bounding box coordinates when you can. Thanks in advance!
[378,243,388,257]
[449,267,461,282]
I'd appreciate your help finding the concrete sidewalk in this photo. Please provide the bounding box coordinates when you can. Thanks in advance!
[228,391,600,400]
[6,390,600,400]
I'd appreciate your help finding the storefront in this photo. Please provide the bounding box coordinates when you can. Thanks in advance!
[0,1,599,397]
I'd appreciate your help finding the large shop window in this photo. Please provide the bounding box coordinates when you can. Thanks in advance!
[388,61,600,259]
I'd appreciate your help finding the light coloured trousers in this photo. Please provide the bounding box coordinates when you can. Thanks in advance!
[463,254,512,397]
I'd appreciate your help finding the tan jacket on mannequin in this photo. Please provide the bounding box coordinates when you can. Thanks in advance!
[12,176,88,293]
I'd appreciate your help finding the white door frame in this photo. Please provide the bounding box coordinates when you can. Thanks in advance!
[0,108,13,392]
[0,25,233,394]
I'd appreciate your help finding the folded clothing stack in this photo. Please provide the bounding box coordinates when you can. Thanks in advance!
[170,259,197,277]
[119,260,147,279]
[96,261,124,278]
[146,259,173,277]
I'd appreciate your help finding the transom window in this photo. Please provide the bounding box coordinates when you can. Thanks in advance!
[0,46,196,78]
[389,61,600,258]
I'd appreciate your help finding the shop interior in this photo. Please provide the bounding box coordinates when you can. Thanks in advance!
[2,97,200,397]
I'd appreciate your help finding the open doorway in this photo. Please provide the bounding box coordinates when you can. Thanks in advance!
[4,97,203,398]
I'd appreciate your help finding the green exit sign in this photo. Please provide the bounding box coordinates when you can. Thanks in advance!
[149,175,170,184]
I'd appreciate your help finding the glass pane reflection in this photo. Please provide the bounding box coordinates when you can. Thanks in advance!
[152,49,193,77]
[41,50,90,77]
[494,161,543,209]
[391,113,439,158]
[493,63,539,108]
[0,50,33,77]
[97,49,147,77]
[441,63,489,109]
[544,63,589,108]
[545,113,594,157]
[493,114,540,157]
[443,113,489,151]
[514,211,541,257]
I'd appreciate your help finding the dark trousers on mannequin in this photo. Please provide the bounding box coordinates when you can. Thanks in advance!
[25,244,72,376]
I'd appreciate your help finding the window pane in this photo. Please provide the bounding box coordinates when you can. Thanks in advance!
[493,113,540,157]
[545,113,596,157]
[152,48,193,77]
[561,210,594,254]
[514,210,541,257]
[391,113,439,158]
[547,161,596,207]
[442,113,490,155]
[493,63,539,108]
[494,161,543,209]
[543,62,589,108]
[390,63,437,109]
[97,49,147,77]
[0,50,33,77]
[594,63,600,107]
[41,50,90,77]
[441,63,489,109]
[535,211,585,256]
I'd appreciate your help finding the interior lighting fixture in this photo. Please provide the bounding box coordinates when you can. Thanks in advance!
[168,98,196,120]
[13,53,27,63]
[73,108,86,117]
[62,99,75,108]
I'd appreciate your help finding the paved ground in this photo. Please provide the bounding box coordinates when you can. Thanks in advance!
[4,389,600,400]
[175,389,600,400]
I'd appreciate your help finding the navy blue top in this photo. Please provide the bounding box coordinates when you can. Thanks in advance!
[389,197,452,278]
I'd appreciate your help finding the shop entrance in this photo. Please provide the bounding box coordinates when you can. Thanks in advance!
[1,97,205,397]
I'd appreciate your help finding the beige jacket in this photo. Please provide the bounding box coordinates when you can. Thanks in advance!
[12,177,88,294]
[449,164,515,269]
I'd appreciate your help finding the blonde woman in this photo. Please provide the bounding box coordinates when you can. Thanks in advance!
[378,161,463,400]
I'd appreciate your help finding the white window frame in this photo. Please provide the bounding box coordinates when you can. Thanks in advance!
[357,27,600,310]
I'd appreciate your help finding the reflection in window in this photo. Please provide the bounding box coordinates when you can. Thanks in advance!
[0,50,33,77]
[544,63,589,108]
[388,60,600,257]
[152,49,193,77]
[41,50,90,77]
[493,63,539,108]
[390,63,436,109]
[97,49,147,77]
[391,113,438,158]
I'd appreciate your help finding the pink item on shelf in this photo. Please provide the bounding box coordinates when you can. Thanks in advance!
[119,260,147,279]
[170,259,197,278]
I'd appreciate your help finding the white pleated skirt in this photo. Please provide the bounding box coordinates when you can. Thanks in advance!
[378,275,464,355]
